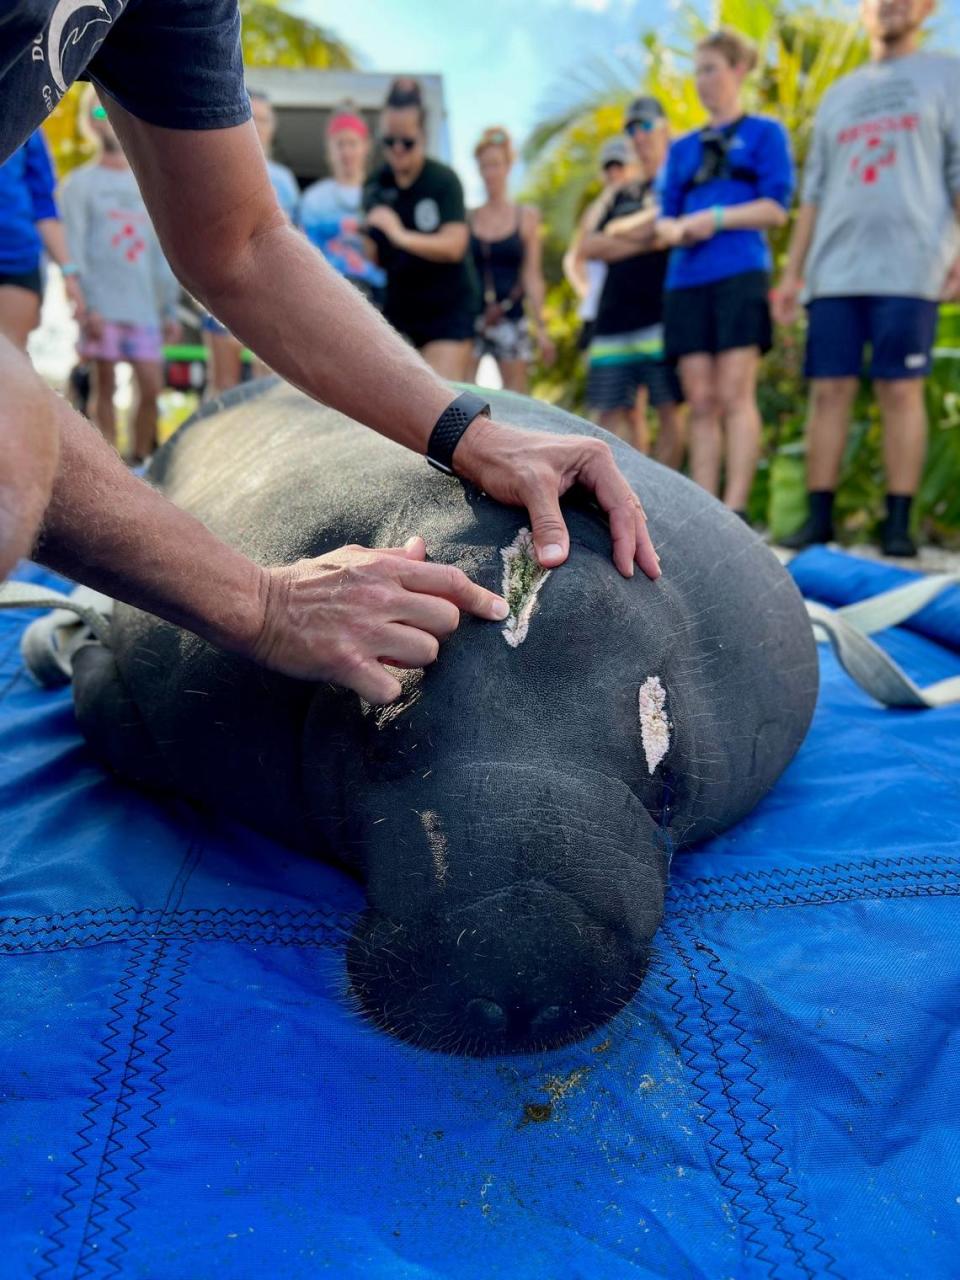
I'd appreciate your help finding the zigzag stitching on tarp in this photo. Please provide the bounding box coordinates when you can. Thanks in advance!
[674,920,841,1279]
[656,938,784,1278]
[103,940,191,1279]
[74,940,164,1278]
[0,905,357,953]
[36,942,144,1280]
[667,853,960,916]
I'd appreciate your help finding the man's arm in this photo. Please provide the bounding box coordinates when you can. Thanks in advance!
[104,100,659,579]
[0,338,59,581]
[36,389,509,704]
[772,202,818,324]
[940,193,960,302]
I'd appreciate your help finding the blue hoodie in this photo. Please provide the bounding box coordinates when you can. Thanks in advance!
[0,131,58,275]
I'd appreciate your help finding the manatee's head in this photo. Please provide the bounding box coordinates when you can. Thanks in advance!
[343,763,669,1055]
[316,511,685,1057]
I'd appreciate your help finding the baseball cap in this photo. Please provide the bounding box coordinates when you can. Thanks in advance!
[599,137,630,168]
[624,96,666,128]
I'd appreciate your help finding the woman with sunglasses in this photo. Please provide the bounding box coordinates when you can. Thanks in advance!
[469,127,554,393]
[656,28,794,520]
[363,78,479,379]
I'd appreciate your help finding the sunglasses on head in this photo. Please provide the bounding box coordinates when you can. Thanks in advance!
[381,135,418,152]
[626,118,656,135]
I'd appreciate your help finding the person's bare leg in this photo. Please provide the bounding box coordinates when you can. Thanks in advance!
[716,347,761,511]
[804,377,859,490]
[653,401,686,469]
[90,360,118,450]
[596,408,633,444]
[499,358,528,395]
[131,359,164,461]
[204,331,244,397]
[874,378,927,495]
[679,354,721,496]
[0,286,41,352]
[466,353,482,383]
[420,340,472,381]
[630,385,650,454]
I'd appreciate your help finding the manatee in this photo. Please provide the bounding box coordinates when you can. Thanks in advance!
[71,379,818,1056]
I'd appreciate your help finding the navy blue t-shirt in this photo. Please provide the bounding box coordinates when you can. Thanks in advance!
[659,115,794,291]
[0,0,251,166]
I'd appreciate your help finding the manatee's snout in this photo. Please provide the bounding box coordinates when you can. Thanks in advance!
[346,887,649,1055]
[345,765,668,1056]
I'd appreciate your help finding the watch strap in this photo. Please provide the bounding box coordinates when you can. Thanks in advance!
[426,392,491,475]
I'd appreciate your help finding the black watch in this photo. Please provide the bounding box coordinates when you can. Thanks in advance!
[425,391,491,476]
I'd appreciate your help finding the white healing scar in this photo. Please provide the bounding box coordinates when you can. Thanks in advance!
[500,528,551,648]
[638,677,670,775]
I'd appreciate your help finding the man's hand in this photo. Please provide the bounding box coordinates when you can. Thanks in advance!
[772,274,803,326]
[365,205,407,245]
[454,418,661,581]
[251,536,510,703]
[64,276,86,324]
[941,255,960,303]
[83,310,105,343]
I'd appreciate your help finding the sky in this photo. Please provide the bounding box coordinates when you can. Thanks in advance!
[295,0,673,200]
[297,0,960,202]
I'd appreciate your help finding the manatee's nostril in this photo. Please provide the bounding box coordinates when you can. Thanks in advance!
[465,998,507,1034]
[531,1004,565,1035]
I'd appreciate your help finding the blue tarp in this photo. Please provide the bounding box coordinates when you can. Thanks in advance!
[1,550,958,1280]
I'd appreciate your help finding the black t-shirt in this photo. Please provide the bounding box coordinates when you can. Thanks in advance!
[594,179,670,337]
[363,158,479,330]
[1,0,251,165]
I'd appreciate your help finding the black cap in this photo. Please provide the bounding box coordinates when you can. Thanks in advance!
[625,96,666,128]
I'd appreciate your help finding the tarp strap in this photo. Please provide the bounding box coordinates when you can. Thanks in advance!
[0,581,113,687]
[805,572,960,708]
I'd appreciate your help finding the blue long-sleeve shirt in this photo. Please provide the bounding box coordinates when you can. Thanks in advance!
[659,115,794,290]
[0,131,58,274]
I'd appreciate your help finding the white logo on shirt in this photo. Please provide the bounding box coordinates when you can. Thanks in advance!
[414,199,441,232]
[47,0,113,95]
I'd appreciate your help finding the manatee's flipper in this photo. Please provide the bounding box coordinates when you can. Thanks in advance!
[73,642,174,792]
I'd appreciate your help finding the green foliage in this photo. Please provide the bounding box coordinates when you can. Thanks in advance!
[523,0,960,543]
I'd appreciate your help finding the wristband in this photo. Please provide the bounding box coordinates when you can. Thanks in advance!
[712,205,725,231]
[60,263,80,277]
[426,391,491,476]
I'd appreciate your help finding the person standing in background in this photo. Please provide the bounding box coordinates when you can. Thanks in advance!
[60,92,181,463]
[581,98,685,463]
[469,127,554,393]
[0,129,84,350]
[563,138,630,353]
[363,78,479,380]
[657,29,794,520]
[774,0,960,558]
[203,89,298,394]
[299,105,385,304]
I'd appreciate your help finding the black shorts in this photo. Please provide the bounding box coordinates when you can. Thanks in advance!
[0,266,42,297]
[391,309,476,350]
[664,270,772,360]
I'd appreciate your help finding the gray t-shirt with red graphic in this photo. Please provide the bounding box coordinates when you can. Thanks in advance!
[802,51,960,301]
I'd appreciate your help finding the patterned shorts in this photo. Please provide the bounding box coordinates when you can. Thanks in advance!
[79,321,162,363]
[586,325,683,411]
[474,314,534,364]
